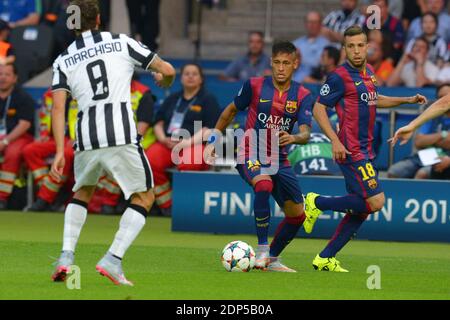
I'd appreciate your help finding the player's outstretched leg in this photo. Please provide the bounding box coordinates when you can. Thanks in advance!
[96,190,154,286]
[310,192,382,272]
[304,192,370,234]
[52,194,91,282]
[252,179,273,269]
[265,201,305,273]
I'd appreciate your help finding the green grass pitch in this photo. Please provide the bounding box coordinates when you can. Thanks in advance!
[0,211,449,300]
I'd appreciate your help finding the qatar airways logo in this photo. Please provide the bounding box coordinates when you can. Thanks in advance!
[361,92,378,106]
[258,113,292,131]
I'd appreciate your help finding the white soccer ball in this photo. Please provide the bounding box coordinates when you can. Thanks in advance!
[221,240,256,272]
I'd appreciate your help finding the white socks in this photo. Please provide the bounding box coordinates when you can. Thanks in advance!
[62,201,88,252]
[108,205,147,259]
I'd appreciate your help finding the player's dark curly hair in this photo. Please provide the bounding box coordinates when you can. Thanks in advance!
[272,41,297,56]
[69,0,100,32]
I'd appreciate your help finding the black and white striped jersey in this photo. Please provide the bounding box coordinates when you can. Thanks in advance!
[52,30,157,151]
[405,36,449,65]
[323,9,365,35]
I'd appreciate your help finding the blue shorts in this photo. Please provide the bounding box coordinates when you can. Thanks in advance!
[339,159,383,199]
[236,162,304,206]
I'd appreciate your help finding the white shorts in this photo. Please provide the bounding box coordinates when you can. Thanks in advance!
[73,144,154,200]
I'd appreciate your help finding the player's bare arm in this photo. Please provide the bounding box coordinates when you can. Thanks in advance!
[377,94,427,108]
[148,55,176,88]
[278,125,311,147]
[313,102,350,161]
[215,102,239,133]
[205,102,239,163]
[50,89,68,182]
[390,93,450,145]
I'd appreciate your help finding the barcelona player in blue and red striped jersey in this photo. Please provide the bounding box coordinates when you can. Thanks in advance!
[305,25,427,272]
[207,41,314,272]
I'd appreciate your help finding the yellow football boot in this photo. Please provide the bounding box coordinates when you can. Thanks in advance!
[312,254,349,272]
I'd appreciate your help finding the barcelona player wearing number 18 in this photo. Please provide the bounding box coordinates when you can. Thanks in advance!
[305,25,427,272]
[207,41,314,272]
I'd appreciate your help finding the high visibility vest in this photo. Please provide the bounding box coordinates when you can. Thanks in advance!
[40,89,79,140]
[39,89,52,137]
[130,80,156,149]
[41,81,156,147]
[0,41,11,58]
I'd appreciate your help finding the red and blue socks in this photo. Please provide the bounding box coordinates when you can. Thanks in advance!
[315,194,371,215]
[320,213,369,258]
[253,180,273,245]
[270,215,305,257]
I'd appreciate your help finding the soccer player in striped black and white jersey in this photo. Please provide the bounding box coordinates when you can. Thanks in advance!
[50,0,175,285]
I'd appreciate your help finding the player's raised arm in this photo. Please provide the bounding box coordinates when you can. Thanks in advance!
[390,92,450,146]
[148,55,176,88]
[313,102,350,161]
[377,94,427,108]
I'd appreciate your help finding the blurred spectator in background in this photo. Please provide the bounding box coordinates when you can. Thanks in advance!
[388,83,450,179]
[292,48,309,83]
[147,63,221,216]
[402,0,427,31]
[387,36,438,87]
[360,0,404,18]
[370,0,405,62]
[367,28,396,62]
[321,0,365,44]
[23,88,76,212]
[367,40,394,86]
[52,1,75,58]
[0,64,35,209]
[388,0,404,19]
[303,46,340,84]
[292,11,329,82]
[0,20,14,65]
[98,0,111,31]
[126,0,160,51]
[40,0,65,27]
[436,55,450,84]
[0,0,40,28]
[406,0,450,43]
[404,12,448,68]
[219,31,271,82]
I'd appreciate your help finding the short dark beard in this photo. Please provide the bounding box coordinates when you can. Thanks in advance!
[348,58,366,70]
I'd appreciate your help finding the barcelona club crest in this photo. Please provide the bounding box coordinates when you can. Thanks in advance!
[370,75,378,86]
[367,178,378,190]
[285,101,298,114]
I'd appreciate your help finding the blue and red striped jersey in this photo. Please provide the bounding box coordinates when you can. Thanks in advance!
[317,62,378,163]
[234,76,313,164]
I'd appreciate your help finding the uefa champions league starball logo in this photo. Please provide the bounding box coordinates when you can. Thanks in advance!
[320,84,330,96]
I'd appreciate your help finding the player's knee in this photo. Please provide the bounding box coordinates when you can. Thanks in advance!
[131,190,155,211]
[368,194,385,212]
[74,186,96,203]
[254,179,273,193]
